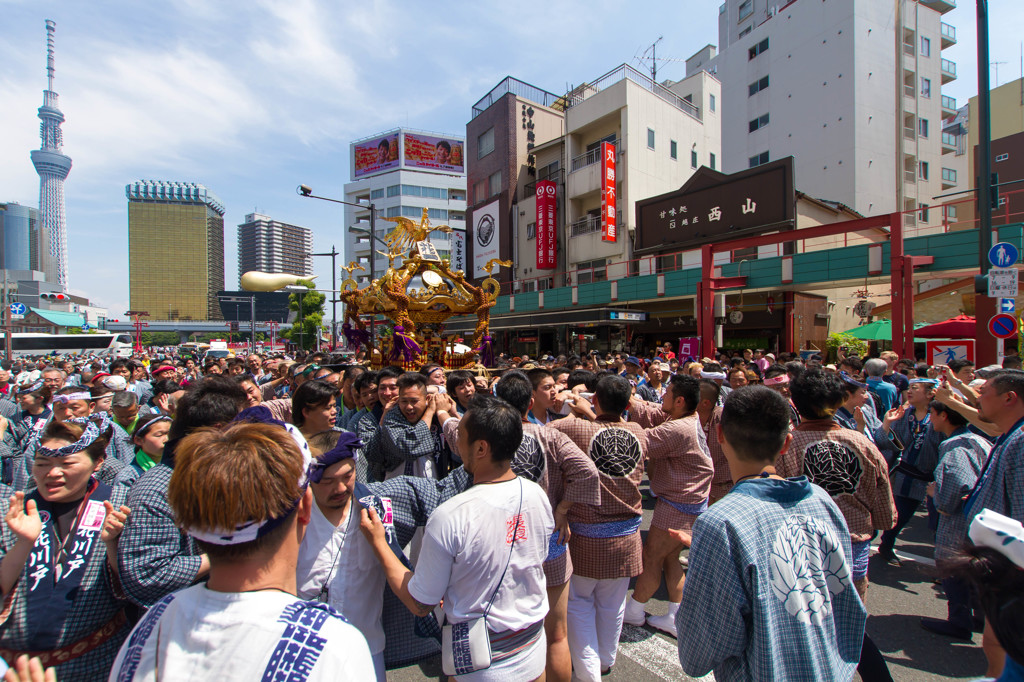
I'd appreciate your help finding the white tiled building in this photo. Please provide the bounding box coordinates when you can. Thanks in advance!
[688,0,958,229]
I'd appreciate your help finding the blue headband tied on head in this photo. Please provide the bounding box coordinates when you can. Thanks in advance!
[308,431,363,483]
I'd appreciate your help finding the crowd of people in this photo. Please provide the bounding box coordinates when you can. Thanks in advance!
[0,343,1020,682]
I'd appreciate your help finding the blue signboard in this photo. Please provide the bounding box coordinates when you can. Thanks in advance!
[9,302,26,316]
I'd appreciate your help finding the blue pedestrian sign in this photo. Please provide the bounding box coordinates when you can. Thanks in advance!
[8,302,26,316]
[989,242,1019,268]
[1001,298,1016,314]
[989,313,1018,339]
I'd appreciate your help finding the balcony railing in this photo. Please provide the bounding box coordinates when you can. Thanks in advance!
[903,127,916,141]
[570,145,610,173]
[941,94,957,112]
[569,215,602,237]
[942,168,957,184]
[564,64,701,121]
[471,76,564,120]
[941,58,957,80]
[905,170,917,184]
[904,84,916,98]
[940,22,956,45]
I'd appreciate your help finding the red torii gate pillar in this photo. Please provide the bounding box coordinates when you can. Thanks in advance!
[697,212,924,359]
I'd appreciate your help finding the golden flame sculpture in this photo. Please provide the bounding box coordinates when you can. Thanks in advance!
[339,208,509,369]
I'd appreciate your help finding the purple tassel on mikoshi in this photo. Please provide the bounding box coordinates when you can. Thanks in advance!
[342,322,371,351]
[390,325,421,363]
[478,334,494,367]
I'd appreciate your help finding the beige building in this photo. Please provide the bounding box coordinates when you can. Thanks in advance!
[511,65,722,287]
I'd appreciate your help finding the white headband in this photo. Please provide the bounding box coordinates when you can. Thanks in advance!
[969,508,1024,570]
[701,371,727,380]
[184,421,312,546]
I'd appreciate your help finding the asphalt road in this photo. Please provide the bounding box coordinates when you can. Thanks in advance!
[388,483,988,681]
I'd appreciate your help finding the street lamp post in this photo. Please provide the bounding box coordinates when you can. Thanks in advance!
[297,185,383,345]
[311,245,340,350]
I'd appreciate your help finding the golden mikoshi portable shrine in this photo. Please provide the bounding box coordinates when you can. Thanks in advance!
[339,208,509,369]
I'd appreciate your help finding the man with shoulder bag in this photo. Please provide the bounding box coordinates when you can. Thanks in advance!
[360,394,554,681]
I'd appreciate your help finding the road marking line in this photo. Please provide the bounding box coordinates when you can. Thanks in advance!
[871,546,936,566]
[618,624,714,681]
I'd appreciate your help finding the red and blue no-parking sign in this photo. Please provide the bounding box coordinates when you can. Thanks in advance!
[989,313,1018,339]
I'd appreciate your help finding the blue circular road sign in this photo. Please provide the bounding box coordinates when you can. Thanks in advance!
[8,302,26,316]
[989,313,1018,339]
[989,242,1019,268]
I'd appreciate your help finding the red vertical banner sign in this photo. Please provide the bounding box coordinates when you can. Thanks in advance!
[601,142,617,242]
[535,180,557,269]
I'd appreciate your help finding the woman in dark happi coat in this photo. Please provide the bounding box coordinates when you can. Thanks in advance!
[0,415,131,680]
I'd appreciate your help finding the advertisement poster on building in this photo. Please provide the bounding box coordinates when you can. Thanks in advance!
[536,180,557,269]
[353,132,400,178]
[926,339,975,365]
[601,141,617,242]
[472,200,500,278]
[451,229,466,274]
[402,132,465,173]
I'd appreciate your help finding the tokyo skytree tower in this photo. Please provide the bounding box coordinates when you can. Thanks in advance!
[30,20,72,289]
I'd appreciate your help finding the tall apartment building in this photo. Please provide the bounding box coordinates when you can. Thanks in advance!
[237,213,312,284]
[688,0,958,228]
[343,128,467,287]
[126,180,225,320]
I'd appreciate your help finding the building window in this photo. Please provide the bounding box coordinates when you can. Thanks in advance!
[748,37,769,60]
[647,128,655,150]
[709,93,716,112]
[748,75,770,96]
[474,180,487,203]
[942,167,957,183]
[738,0,753,21]
[527,222,536,240]
[920,36,931,57]
[920,77,931,98]
[370,188,384,200]
[749,151,770,168]
[488,171,502,197]
[670,140,678,160]
[919,203,930,222]
[710,153,716,170]
[996,153,1009,162]
[427,208,448,221]
[477,127,495,159]
[738,25,752,38]
[919,118,929,138]
[691,149,698,169]
[948,205,958,219]
[748,113,770,132]
[919,161,929,180]
[385,206,401,218]
[387,185,401,198]
[575,259,607,285]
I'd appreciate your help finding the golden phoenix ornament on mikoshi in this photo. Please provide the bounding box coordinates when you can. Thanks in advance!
[338,208,510,369]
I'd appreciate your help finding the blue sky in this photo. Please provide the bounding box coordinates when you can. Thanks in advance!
[1,0,1020,318]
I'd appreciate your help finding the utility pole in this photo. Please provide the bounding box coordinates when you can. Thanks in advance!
[976,0,998,365]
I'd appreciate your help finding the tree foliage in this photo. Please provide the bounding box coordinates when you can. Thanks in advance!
[282,289,326,350]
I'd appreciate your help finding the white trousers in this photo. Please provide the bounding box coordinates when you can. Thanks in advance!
[566,575,629,681]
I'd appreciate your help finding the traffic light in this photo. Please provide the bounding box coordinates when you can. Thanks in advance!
[41,292,68,301]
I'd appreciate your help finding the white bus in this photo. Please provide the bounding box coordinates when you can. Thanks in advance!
[7,333,133,359]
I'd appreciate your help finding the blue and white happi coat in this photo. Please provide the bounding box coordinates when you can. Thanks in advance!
[676,476,866,682]
[932,428,991,561]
